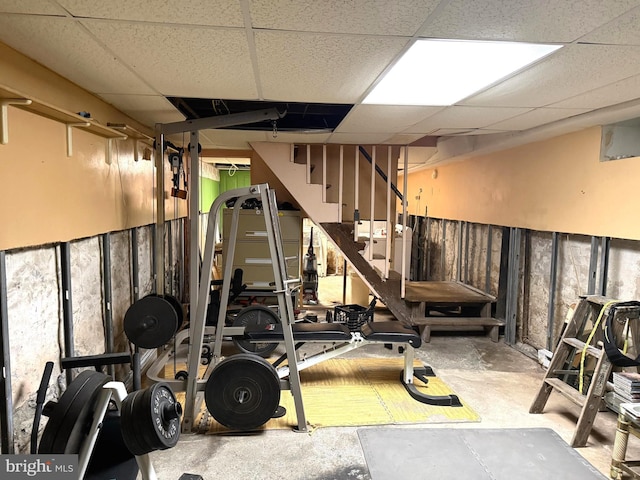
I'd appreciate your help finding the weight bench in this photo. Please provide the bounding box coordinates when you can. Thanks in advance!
[244,321,460,407]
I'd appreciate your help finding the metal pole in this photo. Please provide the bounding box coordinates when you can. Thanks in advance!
[456,222,463,281]
[150,223,157,294]
[154,125,165,296]
[189,131,200,336]
[598,236,610,296]
[505,228,521,345]
[167,220,173,296]
[60,242,74,386]
[131,228,139,302]
[587,236,598,295]
[101,234,115,378]
[401,146,408,298]
[464,221,470,283]
[441,219,447,280]
[425,217,431,280]
[0,251,14,453]
[485,225,493,293]
[179,218,185,302]
[368,147,375,261]
[547,232,559,350]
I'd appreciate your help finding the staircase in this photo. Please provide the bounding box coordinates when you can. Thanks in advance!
[251,141,412,324]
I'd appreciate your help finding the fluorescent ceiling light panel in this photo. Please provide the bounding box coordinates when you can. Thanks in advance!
[363,39,562,106]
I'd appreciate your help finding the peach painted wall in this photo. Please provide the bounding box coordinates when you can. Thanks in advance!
[399,127,640,240]
[0,43,185,250]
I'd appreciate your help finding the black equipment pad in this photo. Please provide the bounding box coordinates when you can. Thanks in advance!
[360,322,421,348]
[244,322,352,342]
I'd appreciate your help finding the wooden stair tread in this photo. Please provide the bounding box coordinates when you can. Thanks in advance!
[544,377,586,407]
[412,316,504,326]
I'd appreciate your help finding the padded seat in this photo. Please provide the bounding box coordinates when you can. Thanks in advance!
[360,322,421,348]
[244,322,352,342]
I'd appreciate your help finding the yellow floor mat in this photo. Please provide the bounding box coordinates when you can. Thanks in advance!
[173,356,479,433]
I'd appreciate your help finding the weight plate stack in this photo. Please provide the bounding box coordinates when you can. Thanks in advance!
[39,371,110,454]
[204,354,281,431]
[120,383,182,456]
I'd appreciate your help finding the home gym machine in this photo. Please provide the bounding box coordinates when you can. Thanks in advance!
[131,183,461,435]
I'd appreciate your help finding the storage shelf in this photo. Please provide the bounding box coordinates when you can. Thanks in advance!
[107,123,153,142]
[0,83,127,155]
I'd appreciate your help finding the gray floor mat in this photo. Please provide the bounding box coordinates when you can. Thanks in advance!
[357,427,606,480]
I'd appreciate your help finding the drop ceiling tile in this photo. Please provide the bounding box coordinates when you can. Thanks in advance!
[0,15,154,95]
[83,20,257,98]
[430,128,475,135]
[462,44,640,108]
[199,129,268,149]
[579,7,640,45]
[334,105,442,133]
[403,106,531,133]
[98,94,184,127]
[57,0,244,27]
[488,107,590,131]
[470,129,512,135]
[327,132,393,144]
[419,0,640,43]
[263,131,332,144]
[384,133,431,145]
[405,146,437,164]
[250,0,440,36]
[550,74,640,109]
[255,31,408,103]
[0,0,67,14]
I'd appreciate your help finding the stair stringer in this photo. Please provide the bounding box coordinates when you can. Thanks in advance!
[250,142,340,223]
[319,222,411,325]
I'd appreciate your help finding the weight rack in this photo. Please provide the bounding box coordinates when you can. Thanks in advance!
[180,184,308,432]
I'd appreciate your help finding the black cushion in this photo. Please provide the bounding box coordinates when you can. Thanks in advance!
[360,322,421,348]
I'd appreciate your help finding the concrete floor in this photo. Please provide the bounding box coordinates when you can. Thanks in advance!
[148,276,638,479]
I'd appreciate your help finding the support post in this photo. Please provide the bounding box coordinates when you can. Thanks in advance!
[485,225,493,293]
[0,251,14,453]
[598,236,610,296]
[547,232,559,350]
[505,228,522,345]
[101,233,115,378]
[60,242,74,386]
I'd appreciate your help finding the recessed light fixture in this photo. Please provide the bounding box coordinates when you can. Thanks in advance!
[363,39,562,106]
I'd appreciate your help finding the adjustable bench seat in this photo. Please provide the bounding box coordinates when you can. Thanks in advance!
[360,322,421,348]
[244,322,352,342]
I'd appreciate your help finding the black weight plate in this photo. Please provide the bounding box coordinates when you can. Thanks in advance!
[39,371,109,454]
[204,354,280,431]
[232,305,280,358]
[120,389,147,456]
[124,296,178,348]
[162,294,185,329]
[121,383,181,455]
[147,384,181,450]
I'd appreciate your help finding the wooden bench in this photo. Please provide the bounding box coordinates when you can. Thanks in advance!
[411,316,505,343]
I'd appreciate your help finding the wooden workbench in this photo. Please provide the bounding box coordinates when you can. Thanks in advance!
[404,281,504,342]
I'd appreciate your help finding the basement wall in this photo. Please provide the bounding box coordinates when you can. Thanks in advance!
[0,44,188,452]
[398,127,640,240]
[406,129,640,352]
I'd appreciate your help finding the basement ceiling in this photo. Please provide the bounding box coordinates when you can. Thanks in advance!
[1,1,640,166]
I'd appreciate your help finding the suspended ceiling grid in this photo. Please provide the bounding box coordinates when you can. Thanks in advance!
[0,1,640,164]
